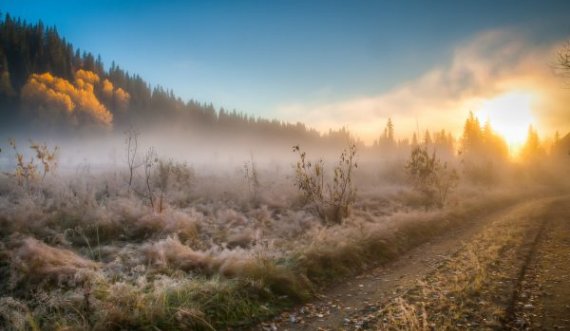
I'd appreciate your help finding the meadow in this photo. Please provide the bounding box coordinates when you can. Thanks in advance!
[0,132,564,330]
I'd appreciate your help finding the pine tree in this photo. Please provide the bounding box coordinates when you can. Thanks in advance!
[386,117,394,143]
[461,111,483,155]
[521,125,543,160]
[424,129,432,145]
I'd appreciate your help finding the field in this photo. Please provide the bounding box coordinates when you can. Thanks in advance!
[0,138,567,331]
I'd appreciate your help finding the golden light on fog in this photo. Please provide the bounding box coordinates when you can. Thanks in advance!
[476,90,536,154]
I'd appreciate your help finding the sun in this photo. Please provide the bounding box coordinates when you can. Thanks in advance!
[475,90,536,154]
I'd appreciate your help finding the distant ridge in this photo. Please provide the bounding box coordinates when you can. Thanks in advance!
[0,13,358,147]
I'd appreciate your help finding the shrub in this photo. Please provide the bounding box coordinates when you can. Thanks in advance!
[5,139,58,190]
[143,147,158,210]
[292,144,358,224]
[124,128,144,192]
[406,145,458,209]
[243,155,261,203]
[143,158,196,210]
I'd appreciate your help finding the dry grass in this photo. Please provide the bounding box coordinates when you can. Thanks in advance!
[374,199,550,330]
[0,161,545,330]
[7,237,100,290]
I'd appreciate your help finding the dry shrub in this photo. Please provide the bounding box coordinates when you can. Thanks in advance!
[406,145,458,209]
[293,144,358,224]
[8,237,99,289]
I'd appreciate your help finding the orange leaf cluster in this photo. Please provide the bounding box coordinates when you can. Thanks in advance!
[21,70,129,126]
[101,78,130,109]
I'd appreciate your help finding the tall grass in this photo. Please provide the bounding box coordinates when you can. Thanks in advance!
[0,158,540,330]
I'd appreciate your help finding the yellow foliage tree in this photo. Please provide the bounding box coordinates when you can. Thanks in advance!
[21,70,129,126]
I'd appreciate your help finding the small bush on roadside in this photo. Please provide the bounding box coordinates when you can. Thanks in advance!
[406,145,458,209]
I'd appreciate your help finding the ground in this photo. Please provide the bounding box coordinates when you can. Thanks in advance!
[509,198,570,330]
[257,196,570,330]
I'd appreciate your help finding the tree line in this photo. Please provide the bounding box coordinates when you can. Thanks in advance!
[0,13,355,148]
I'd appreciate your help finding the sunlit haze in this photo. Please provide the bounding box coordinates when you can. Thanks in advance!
[475,90,536,154]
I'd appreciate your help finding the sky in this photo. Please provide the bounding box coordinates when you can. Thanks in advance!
[3,0,570,144]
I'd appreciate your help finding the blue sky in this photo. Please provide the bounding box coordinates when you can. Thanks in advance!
[3,1,570,139]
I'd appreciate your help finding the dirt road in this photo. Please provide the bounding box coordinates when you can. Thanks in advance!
[255,196,570,330]
[506,198,570,330]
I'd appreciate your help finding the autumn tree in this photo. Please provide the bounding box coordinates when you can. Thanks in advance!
[21,70,116,126]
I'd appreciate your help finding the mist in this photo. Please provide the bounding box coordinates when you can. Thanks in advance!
[1,6,570,331]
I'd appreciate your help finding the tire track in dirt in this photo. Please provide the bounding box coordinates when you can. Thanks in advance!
[254,197,554,331]
[506,197,570,330]
[503,203,552,329]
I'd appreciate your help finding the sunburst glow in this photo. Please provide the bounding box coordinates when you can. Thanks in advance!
[475,90,536,154]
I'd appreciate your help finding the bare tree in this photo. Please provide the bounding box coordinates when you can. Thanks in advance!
[559,42,570,69]
[243,153,260,203]
[555,41,570,85]
[125,128,142,191]
[144,147,157,210]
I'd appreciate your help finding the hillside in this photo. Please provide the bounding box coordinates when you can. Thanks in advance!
[0,14,357,150]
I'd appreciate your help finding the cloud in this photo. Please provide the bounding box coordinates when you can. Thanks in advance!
[21,70,127,126]
[277,30,570,144]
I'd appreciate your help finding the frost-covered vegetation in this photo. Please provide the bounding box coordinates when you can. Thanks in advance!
[0,119,567,330]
